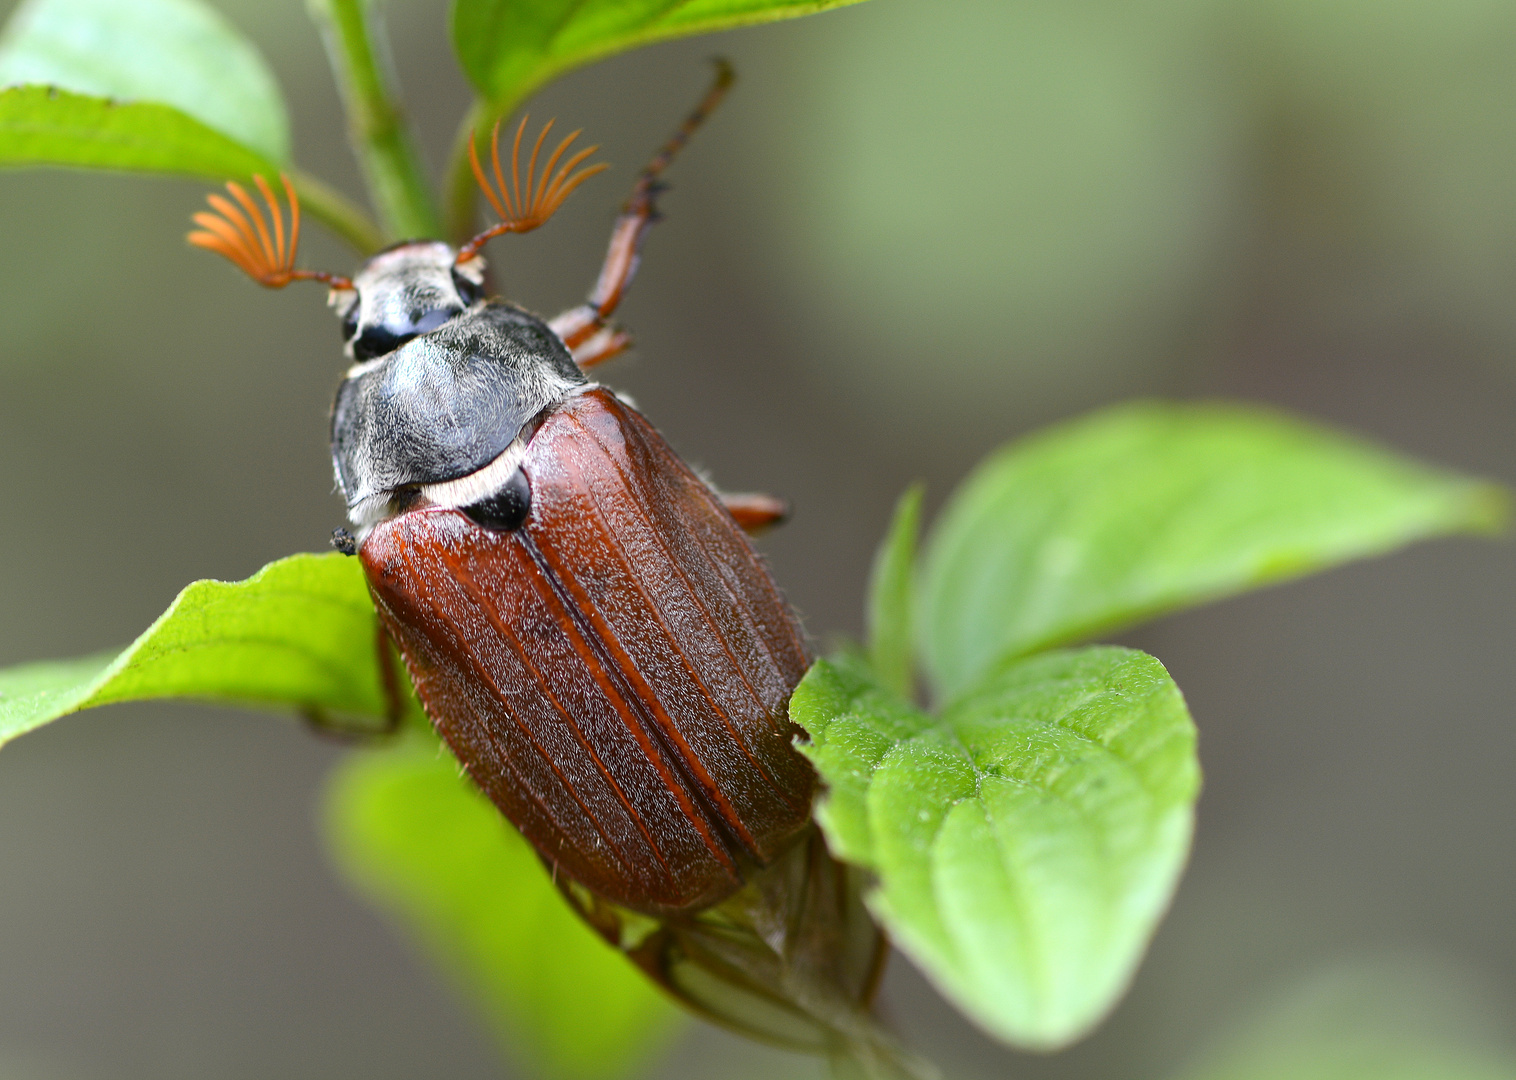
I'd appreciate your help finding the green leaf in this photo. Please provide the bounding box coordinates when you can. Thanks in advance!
[867,483,923,701]
[326,745,682,1080]
[0,0,289,162]
[0,553,392,748]
[452,0,871,112]
[919,401,1509,700]
[793,647,1199,1050]
[0,85,275,178]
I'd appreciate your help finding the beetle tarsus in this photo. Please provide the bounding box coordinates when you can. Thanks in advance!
[626,59,734,212]
[331,527,357,555]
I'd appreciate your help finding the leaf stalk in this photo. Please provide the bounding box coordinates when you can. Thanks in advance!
[288,167,384,254]
[444,97,494,245]
[307,0,441,241]
[442,84,552,246]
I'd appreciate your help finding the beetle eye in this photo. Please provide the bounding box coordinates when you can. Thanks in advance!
[452,267,484,305]
[340,303,360,342]
[409,307,456,335]
[351,304,462,360]
[463,469,531,531]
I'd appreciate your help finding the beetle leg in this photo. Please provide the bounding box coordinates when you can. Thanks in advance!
[550,60,735,355]
[721,492,789,535]
[548,210,646,351]
[570,326,633,369]
[300,621,406,741]
[375,620,407,731]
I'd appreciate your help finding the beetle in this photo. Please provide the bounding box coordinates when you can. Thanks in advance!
[187,63,817,918]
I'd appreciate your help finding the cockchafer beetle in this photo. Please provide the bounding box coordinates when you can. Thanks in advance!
[188,63,817,918]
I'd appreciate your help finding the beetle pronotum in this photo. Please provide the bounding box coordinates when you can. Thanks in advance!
[190,63,817,917]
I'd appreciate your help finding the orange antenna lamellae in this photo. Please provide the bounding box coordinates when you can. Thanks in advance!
[188,174,350,290]
[457,116,609,262]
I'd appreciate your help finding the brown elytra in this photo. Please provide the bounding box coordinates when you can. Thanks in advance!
[360,389,816,916]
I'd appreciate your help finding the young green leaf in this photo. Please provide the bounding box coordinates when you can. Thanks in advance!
[0,554,393,748]
[452,0,871,113]
[919,401,1509,700]
[793,647,1199,1050]
[0,0,289,162]
[0,85,275,178]
[326,746,682,1080]
[867,483,923,701]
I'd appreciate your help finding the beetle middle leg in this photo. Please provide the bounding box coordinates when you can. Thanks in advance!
[720,492,789,535]
[550,59,735,365]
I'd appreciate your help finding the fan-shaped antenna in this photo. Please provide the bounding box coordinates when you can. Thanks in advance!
[188,174,351,289]
[457,116,609,262]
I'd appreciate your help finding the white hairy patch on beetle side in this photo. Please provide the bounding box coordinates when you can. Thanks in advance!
[344,384,599,540]
[416,434,532,511]
[454,251,486,286]
[343,355,387,380]
[345,492,399,540]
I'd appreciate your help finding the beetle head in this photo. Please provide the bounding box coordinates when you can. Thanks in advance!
[190,117,604,364]
[186,177,487,364]
[331,241,486,361]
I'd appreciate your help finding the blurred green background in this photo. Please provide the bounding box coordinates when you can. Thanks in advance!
[3,0,1516,1076]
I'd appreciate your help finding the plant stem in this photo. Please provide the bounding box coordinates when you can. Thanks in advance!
[828,1040,941,1080]
[289,168,384,255]
[442,97,492,246]
[558,829,944,1080]
[307,0,441,241]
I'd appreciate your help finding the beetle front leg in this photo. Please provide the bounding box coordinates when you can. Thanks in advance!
[550,60,735,360]
[548,211,645,353]
[568,326,632,369]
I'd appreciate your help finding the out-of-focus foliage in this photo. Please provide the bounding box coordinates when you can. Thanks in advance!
[326,745,682,1080]
[759,0,1236,416]
[754,0,1516,421]
[1177,954,1516,1080]
[865,483,922,701]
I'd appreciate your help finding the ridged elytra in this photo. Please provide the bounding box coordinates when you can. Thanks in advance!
[363,389,814,915]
